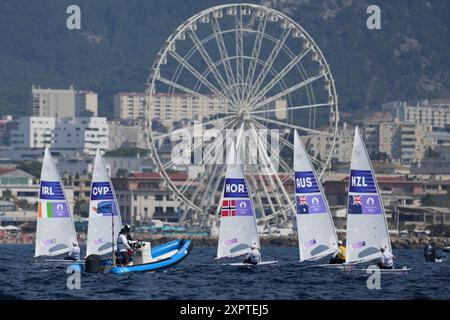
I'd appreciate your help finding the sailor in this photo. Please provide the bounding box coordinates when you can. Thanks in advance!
[243,243,261,265]
[329,240,346,264]
[117,225,135,265]
[65,242,80,261]
[122,224,135,242]
[377,247,394,269]
[424,239,444,262]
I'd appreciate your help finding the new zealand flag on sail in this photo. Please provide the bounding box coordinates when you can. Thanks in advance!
[349,170,377,193]
[39,181,65,200]
[348,195,382,215]
[223,178,249,198]
[348,195,363,214]
[295,171,320,194]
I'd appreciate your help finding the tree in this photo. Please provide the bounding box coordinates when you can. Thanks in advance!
[116,169,128,178]
[15,199,29,210]
[17,161,42,178]
[74,199,89,218]
[1,189,12,201]
[424,147,439,159]
[370,152,389,161]
[420,194,436,207]
[104,147,148,157]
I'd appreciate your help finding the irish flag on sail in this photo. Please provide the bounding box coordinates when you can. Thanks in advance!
[86,149,122,257]
[294,131,338,262]
[346,127,392,264]
[35,148,77,257]
[217,142,259,259]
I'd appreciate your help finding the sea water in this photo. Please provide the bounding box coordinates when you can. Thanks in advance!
[0,244,448,299]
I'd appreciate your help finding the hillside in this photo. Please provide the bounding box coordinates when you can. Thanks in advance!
[0,0,449,118]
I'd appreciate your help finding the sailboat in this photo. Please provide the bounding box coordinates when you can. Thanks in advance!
[34,148,79,263]
[70,149,193,274]
[216,141,277,267]
[344,127,409,273]
[86,149,122,258]
[293,131,339,263]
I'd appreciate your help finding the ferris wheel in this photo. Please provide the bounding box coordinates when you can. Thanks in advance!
[145,4,339,228]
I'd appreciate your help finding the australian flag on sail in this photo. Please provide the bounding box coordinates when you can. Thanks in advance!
[349,170,377,193]
[39,181,65,200]
[296,195,309,214]
[223,178,249,198]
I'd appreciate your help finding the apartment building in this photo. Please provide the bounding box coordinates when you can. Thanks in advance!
[32,86,98,118]
[9,117,56,149]
[383,99,450,129]
[53,117,109,155]
[9,117,108,155]
[364,118,432,162]
[308,123,354,163]
[112,172,188,224]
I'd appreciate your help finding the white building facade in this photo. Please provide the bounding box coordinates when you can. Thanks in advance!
[9,117,56,149]
[32,85,98,118]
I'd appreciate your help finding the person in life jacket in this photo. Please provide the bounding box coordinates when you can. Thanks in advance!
[329,240,346,264]
[377,246,395,269]
[117,225,136,265]
[65,242,80,261]
[243,243,261,265]
[424,239,437,262]
[424,239,445,262]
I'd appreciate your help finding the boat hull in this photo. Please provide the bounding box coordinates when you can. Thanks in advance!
[70,239,193,274]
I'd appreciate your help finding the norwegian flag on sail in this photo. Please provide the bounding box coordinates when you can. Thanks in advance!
[221,200,236,217]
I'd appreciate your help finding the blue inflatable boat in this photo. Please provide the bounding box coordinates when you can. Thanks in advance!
[70,239,192,274]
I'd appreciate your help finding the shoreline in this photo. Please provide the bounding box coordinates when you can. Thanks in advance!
[2,233,450,249]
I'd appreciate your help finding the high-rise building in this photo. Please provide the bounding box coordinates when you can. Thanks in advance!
[9,117,108,155]
[53,117,109,155]
[113,92,146,120]
[363,118,432,162]
[383,99,450,129]
[9,117,56,149]
[32,85,98,118]
[75,91,98,116]
[308,122,354,164]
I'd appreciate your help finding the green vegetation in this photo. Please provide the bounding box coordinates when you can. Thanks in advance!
[0,0,449,119]
[424,147,440,158]
[420,194,436,207]
[370,152,389,161]
[74,198,89,218]
[429,224,450,237]
[17,161,42,178]
[1,189,12,201]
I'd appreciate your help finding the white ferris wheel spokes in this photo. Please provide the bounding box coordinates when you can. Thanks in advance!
[146,4,339,228]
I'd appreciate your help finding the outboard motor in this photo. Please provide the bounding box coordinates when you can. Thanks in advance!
[85,254,104,273]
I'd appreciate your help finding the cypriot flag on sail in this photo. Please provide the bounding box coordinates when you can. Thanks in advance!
[217,141,259,259]
[346,127,392,264]
[294,131,338,262]
[86,149,122,256]
[35,148,77,257]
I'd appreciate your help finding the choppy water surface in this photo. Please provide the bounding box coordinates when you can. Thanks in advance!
[0,244,449,299]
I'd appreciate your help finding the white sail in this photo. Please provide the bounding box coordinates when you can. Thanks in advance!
[35,148,77,257]
[294,131,338,262]
[217,142,259,259]
[346,127,392,264]
[86,149,122,257]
